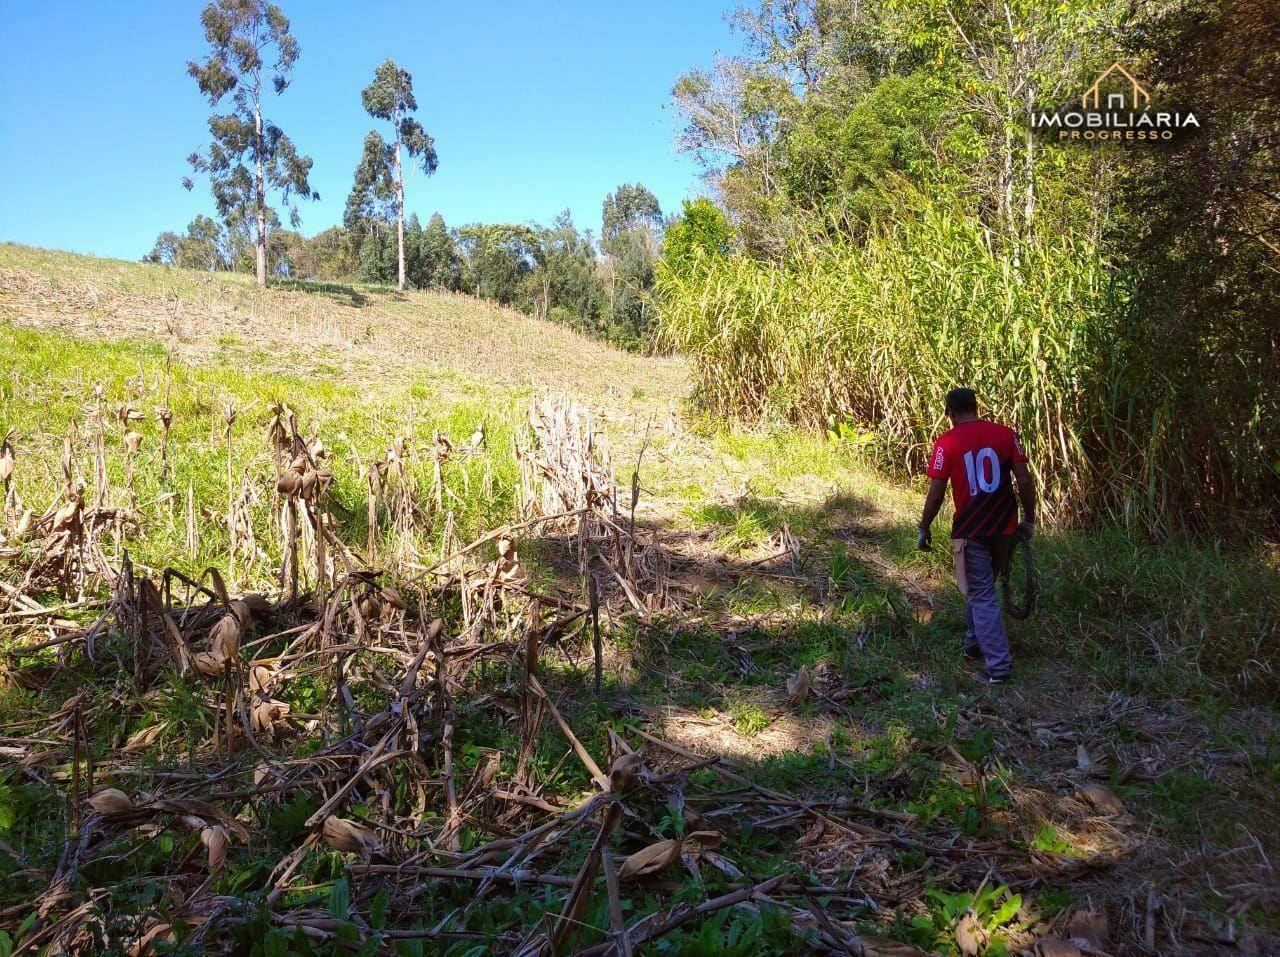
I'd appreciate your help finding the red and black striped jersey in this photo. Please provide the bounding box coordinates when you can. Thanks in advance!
[926,420,1028,539]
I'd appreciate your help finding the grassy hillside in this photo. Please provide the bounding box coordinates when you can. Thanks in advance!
[0,243,686,410]
[0,245,1276,955]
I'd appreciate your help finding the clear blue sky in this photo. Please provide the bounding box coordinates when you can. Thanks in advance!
[0,1,738,260]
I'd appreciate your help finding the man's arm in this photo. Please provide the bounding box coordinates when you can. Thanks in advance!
[918,477,948,550]
[1012,460,1036,533]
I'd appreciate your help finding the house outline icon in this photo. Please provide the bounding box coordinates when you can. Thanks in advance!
[1081,62,1151,110]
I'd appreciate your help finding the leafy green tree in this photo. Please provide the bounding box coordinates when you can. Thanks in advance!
[532,211,604,329]
[601,184,663,344]
[410,213,463,291]
[1114,0,1280,517]
[145,215,228,271]
[185,0,317,288]
[303,226,360,280]
[662,199,734,274]
[456,223,539,305]
[344,130,395,256]
[359,59,439,291]
[601,184,663,254]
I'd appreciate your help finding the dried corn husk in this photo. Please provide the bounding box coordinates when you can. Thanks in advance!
[277,454,308,495]
[208,613,242,664]
[89,787,135,816]
[786,665,810,705]
[322,816,380,856]
[609,753,646,794]
[200,824,229,869]
[123,723,167,754]
[248,663,275,693]
[0,434,14,483]
[124,431,143,455]
[619,838,683,881]
[251,697,291,734]
[194,652,224,676]
[51,493,82,532]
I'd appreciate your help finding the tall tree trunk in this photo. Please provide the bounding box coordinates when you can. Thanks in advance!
[395,139,406,292]
[254,98,267,289]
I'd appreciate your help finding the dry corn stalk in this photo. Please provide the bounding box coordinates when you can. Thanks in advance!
[0,428,15,513]
[518,396,671,632]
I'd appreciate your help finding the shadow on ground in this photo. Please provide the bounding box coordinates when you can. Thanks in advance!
[271,276,369,307]
[513,487,1280,954]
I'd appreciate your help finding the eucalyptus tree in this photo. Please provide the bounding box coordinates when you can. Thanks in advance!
[360,59,439,291]
[344,130,396,261]
[185,0,316,288]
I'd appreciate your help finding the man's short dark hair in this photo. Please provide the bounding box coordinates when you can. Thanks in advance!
[945,388,978,415]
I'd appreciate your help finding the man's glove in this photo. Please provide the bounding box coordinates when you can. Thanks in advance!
[917,524,932,552]
[1016,520,1035,543]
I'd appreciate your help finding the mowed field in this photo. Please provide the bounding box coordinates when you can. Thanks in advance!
[0,243,1277,955]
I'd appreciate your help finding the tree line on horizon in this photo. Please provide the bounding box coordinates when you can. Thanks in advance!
[145,0,694,348]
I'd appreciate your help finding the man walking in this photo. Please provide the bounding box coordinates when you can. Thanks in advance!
[917,388,1035,684]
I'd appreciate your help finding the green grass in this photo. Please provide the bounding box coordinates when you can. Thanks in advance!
[0,323,518,587]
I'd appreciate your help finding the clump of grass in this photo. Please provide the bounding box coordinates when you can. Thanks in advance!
[729,701,772,738]
[657,197,1114,523]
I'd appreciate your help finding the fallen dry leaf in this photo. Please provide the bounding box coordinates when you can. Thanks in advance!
[786,665,810,705]
[619,838,683,882]
[88,787,135,816]
[1037,937,1083,957]
[128,919,174,957]
[1077,784,1125,815]
[322,816,380,857]
[1067,909,1109,949]
[122,722,167,754]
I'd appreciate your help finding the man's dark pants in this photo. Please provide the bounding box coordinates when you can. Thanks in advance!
[953,537,1012,679]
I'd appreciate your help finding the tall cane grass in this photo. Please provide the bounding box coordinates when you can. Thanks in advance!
[658,198,1119,523]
